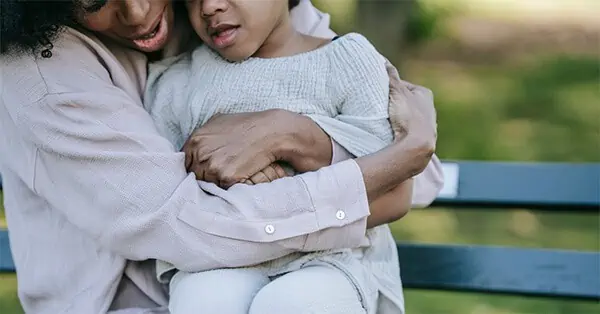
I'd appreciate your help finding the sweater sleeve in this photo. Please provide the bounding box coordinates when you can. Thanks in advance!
[0,32,370,272]
[144,53,192,150]
[309,33,393,158]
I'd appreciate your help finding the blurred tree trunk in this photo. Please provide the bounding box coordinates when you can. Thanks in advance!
[355,0,417,64]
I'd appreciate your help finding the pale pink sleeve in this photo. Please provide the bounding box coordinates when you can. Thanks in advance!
[411,154,444,208]
[290,0,337,39]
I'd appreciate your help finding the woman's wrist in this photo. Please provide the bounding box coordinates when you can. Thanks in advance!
[356,137,433,202]
[272,110,332,172]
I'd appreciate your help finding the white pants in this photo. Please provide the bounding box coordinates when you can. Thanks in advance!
[168,265,366,314]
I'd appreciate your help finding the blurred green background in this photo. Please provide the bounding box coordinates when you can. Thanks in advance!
[1,0,598,313]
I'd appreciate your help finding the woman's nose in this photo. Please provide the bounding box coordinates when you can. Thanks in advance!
[202,0,229,17]
[117,0,151,27]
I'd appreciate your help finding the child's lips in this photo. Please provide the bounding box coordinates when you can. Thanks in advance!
[209,24,240,49]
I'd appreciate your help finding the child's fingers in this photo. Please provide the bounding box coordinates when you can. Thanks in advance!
[249,171,270,185]
[246,163,288,185]
[271,163,288,178]
[260,164,283,181]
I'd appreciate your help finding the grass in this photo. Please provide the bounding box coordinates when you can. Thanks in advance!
[0,273,20,314]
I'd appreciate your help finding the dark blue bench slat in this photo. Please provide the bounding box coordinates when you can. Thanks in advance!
[398,243,600,300]
[434,161,600,209]
[0,230,15,272]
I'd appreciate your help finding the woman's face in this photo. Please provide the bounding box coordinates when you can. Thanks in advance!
[186,0,287,62]
[75,0,175,52]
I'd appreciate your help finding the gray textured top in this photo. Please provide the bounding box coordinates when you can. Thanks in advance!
[145,33,406,312]
[145,33,393,155]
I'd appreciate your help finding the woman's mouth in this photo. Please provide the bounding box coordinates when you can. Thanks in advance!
[210,24,240,49]
[132,10,169,51]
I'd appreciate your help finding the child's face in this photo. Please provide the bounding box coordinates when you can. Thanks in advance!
[187,0,288,62]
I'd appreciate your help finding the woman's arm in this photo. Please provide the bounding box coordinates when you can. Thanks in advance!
[0,34,374,272]
[367,179,413,228]
[3,88,372,271]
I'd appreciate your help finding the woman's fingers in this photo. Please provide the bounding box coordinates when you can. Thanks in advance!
[384,57,402,88]
[384,58,437,144]
[188,161,206,181]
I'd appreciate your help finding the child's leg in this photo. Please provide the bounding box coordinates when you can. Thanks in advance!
[169,268,269,314]
[249,265,366,314]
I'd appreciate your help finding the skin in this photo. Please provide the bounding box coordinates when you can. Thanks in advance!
[72,0,435,227]
[186,0,325,61]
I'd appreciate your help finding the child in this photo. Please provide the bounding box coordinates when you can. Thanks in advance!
[145,0,406,313]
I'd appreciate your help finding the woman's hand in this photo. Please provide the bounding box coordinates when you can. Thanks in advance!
[385,59,437,147]
[182,109,331,188]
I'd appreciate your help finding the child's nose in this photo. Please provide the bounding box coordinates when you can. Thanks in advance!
[201,0,229,17]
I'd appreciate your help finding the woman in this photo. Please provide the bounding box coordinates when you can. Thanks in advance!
[0,1,442,314]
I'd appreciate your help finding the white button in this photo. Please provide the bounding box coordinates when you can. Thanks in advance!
[265,224,275,234]
[335,210,346,220]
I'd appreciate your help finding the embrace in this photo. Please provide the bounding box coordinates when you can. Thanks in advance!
[0,0,443,313]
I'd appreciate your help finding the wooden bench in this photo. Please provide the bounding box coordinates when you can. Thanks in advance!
[1,161,599,300]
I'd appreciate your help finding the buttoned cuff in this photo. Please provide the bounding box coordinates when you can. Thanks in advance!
[330,139,355,164]
[299,159,370,250]
[302,219,369,252]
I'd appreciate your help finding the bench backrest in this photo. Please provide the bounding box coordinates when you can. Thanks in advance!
[398,161,600,300]
[1,161,599,299]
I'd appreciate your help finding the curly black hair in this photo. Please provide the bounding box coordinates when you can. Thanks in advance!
[1,0,304,57]
[0,0,79,57]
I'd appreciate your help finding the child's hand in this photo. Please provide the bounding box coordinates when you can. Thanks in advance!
[241,163,289,185]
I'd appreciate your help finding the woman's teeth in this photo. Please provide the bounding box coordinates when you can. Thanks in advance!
[140,25,160,39]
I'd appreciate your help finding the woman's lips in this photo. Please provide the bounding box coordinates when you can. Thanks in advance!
[211,26,239,49]
[132,10,169,51]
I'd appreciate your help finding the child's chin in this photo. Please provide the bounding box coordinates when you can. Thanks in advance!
[221,53,251,63]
